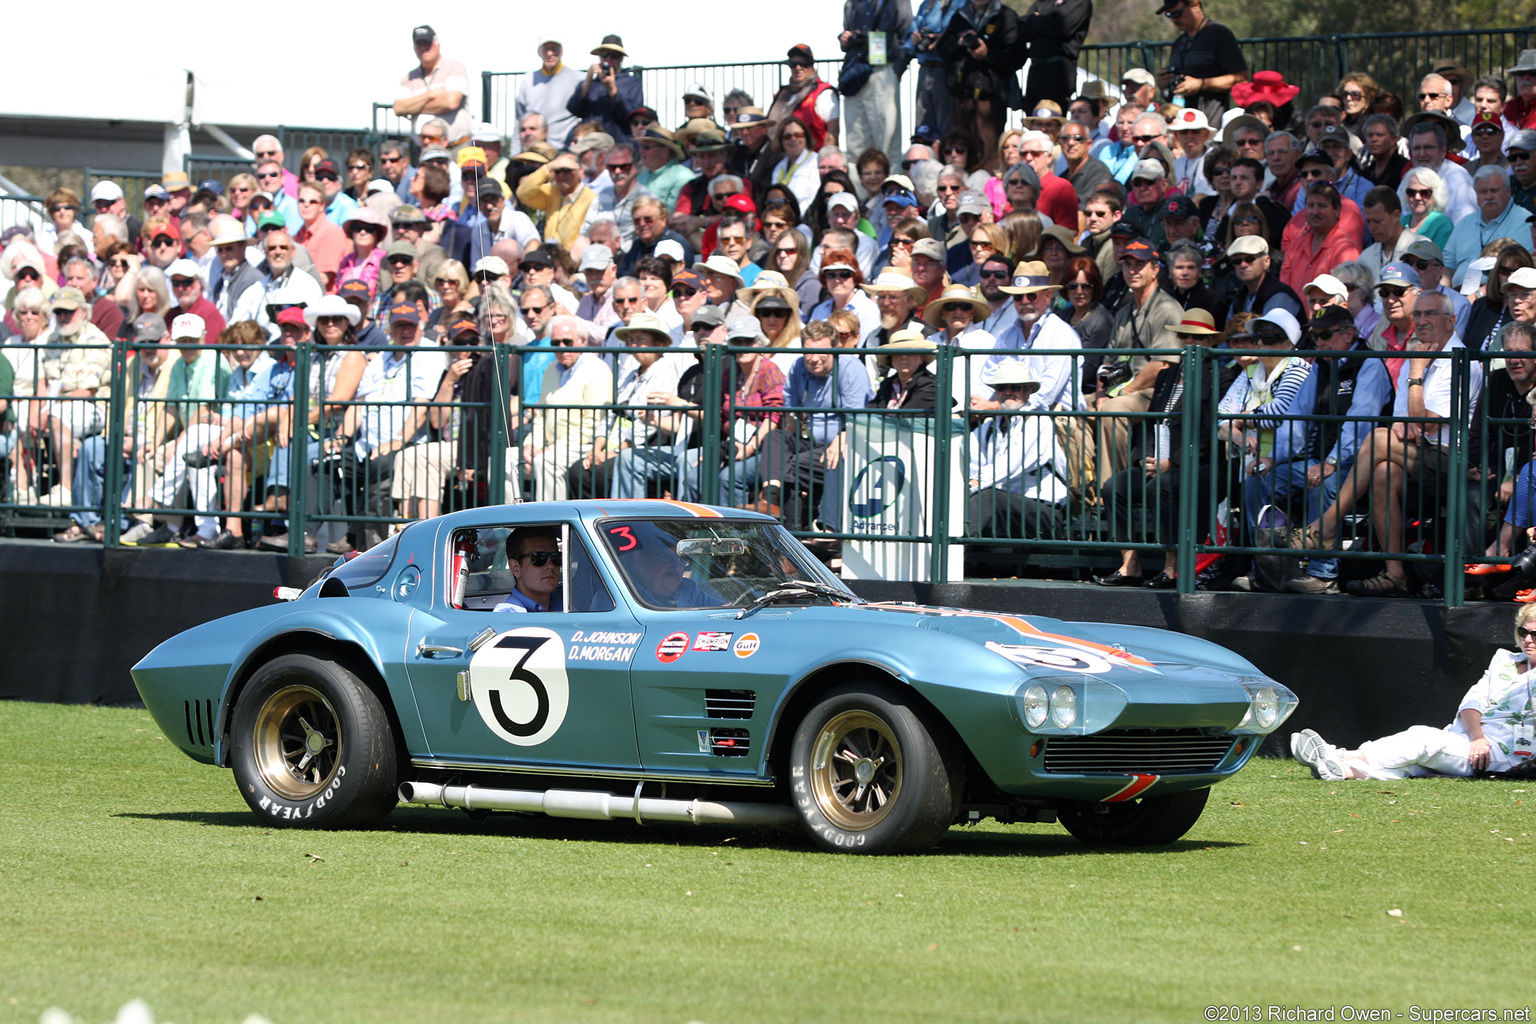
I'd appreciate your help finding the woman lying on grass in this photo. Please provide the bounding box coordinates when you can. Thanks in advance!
[1291,604,1536,781]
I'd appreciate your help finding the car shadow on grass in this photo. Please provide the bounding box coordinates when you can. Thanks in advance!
[116,808,1244,857]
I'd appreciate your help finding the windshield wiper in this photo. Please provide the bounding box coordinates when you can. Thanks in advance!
[735,580,861,619]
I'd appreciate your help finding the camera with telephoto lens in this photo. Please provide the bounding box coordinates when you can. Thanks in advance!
[960,29,980,50]
[1097,359,1133,390]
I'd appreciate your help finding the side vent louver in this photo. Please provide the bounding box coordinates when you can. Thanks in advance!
[705,689,755,720]
[183,699,216,747]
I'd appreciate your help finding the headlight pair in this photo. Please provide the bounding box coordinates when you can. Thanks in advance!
[1020,683,1077,730]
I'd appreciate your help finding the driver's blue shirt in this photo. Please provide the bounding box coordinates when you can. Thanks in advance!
[493,587,550,613]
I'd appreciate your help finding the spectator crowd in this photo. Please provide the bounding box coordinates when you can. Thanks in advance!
[4,13,1536,599]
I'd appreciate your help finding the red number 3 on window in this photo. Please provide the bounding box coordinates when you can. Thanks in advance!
[608,525,637,551]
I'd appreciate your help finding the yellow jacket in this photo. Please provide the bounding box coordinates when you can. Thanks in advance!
[515,166,597,249]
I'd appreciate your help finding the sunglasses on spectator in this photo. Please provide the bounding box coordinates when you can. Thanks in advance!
[1131,134,1161,144]
[171,277,198,288]
[380,155,406,164]
[890,238,913,248]
[614,296,643,305]
[823,269,854,280]
[1378,286,1411,297]
[1418,92,1447,100]
[775,247,797,256]
[1520,627,1536,640]
[15,268,40,281]
[387,256,414,267]
[1019,150,1047,159]
[835,329,858,342]
[1130,177,1159,187]
[1341,90,1364,100]
[936,184,962,193]
[979,268,1010,278]
[781,131,807,140]
[1064,281,1093,291]
[550,337,579,347]
[941,302,972,313]
[110,259,131,269]
[607,160,633,170]
[151,236,177,247]
[1301,168,1332,179]
[672,286,699,299]
[51,204,78,213]
[1405,188,1433,198]
[1307,120,1332,129]
[1510,152,1534,161]
[1060,134,1089,143]
[520,303,549,316]
[346,163,370,172]
[315,172,339,181]
[1402,256,1441,270]
[1474,126,1502,137]
[521,550,563,566]
[968,240,994,249]
[1230,254,1263,265]
[758,308,790,318]
[317,315,349,325]
[993,383,1030,393]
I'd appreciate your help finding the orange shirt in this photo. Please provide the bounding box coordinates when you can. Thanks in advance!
[294,217,348,292]
[1280,218,1361,296]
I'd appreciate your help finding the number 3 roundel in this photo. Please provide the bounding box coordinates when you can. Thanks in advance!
[469,627,570,746]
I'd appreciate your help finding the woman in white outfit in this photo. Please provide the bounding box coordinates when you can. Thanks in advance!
[1292,604,1536,781]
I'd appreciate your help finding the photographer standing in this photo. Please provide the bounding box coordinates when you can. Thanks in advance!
[907,0,963,140]
[841,0,915,165]
[1019,0,1094,112]
[1155,0,1247,126]
[936,0,1023,173]
[569,35,646,144]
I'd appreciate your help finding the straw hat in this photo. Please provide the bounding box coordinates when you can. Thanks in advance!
[922,284,990,329]
[861,270,928,307]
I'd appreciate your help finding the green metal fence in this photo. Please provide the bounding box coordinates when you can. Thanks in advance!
[1,337,1527,606]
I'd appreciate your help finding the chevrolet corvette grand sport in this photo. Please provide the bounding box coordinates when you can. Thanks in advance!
[133,500,1297,853]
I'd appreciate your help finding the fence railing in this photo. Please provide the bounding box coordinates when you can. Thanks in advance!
[0,337,1526,605]
[474,27,1532,149]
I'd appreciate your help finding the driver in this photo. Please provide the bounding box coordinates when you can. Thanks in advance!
[494,527,563,613]
[608,522,721,608]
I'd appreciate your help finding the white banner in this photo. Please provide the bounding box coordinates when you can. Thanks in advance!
[839,415,964,582]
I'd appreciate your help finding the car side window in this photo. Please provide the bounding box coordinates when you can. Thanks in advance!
[450,525,614,613]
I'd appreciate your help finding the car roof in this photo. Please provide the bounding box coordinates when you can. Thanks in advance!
[428,499,778,531]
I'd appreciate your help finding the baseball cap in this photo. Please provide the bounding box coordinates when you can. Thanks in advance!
[957,190,988,216]
[578,244,615,272]
[1119,238,1157,262]
[195,179,225,197]
[389,301,423,325]
[882,191,918,210]
[1508,129,1536,153]
[472,122,502,144]
[724,194,757,215]
[412,25,435,44]
[51,286,87,312]
[170,313,206,339]
[1130,159,1166,183]
[255,211,286,232]
[1164,195,1199,220]
[1507,267,1536,289]
[390,205,428,226]
[1304,274,1348,300]
[419,147,452,164]
[1316,124,1352,147]
[726,315,765,342]
[1254,308,1301,345]
[653,239,686,262]
[826,192,859,214]
[672,269,704,291]
[1122,68,1156,88]
[1108,220,1141,240]
[132,312,168,344]
[786,44,815,65]
[449,316,480,338]
[910,238,946,263]
[910,124,939,145]
[1378,262,1422,289]
[1309,305,1356,334]
[275,307,308,328]
[166,258,202,281]
[90,181,124,204]
[472,256,510,278]
[691,304,727,329]
[143,184,171,202]
[1403,239,1444,264]
[386,240,418,260]
[1297,148,1334,167]
[338,279,374,304]
[519,247,554,269]
[683,82,712,103]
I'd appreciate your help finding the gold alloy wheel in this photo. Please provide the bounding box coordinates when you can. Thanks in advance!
[251,684,341,800]
[809,710,904,831]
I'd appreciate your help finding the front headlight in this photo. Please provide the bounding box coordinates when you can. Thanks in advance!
[1236,681,1298,733]
[1021,685,1049,729]
[1251,686,1279,730]
[1050,685,1077,729]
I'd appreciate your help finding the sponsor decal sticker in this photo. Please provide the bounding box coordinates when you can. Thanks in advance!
[656,631,691,663]
[733,633,761,658]
[692,631,734,652]
[467,628,570,746]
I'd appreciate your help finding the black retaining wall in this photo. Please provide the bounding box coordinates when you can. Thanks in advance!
[1,543,1514,750]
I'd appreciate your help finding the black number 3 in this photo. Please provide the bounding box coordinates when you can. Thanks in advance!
[489,635,549,737]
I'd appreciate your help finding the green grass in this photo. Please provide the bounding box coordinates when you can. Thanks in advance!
[3,701,1534,1024]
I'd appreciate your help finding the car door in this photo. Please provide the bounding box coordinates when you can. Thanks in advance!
[406,522,644,772]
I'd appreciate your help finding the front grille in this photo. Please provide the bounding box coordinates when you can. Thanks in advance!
[1043,729,1234,775]
[705,689,755,720]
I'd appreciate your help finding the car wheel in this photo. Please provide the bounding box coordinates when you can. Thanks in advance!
[789,684,960,853]
[1057,787,1210,846]
[229,654,400,828]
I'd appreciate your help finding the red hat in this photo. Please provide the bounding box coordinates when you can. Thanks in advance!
[145,221,181,241]
[1230,71,1300,108]
[275,307,308,328]
[314,159,340,177]
[1472,111,1504,131]
[724,193,756,215]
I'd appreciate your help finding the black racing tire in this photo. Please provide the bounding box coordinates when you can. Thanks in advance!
[1057,787,1210,846]
[229,654,400,828]
[789,683,960,854]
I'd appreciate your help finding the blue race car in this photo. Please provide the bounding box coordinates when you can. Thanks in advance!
[132,500,1297,853]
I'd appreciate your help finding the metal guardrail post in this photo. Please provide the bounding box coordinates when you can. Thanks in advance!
[1175,347,1204,594]
[482,72,495,135]
[930,346,954,584]
[101,342,128,546]
[490,341,511,506]
[1444,347,1470,608]
[699,344,723,506]
[288,342,312,557]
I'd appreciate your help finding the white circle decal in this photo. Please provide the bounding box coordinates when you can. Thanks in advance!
[469,627,570,746]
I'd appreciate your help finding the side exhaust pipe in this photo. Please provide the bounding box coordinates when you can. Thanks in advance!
[398,780,798,829]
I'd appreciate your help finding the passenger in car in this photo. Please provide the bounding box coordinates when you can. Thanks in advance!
[494,525,563,612]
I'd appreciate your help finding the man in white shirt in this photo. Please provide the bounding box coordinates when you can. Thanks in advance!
[393,26,473,147]
[967,363,1068,540]
[983,260,1080,412]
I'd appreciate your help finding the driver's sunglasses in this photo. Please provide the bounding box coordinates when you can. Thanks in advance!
[521,551,563,566]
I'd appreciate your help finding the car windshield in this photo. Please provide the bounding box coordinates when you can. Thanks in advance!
[596,519,857,610]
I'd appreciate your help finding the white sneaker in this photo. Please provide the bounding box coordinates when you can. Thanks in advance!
[1290,729,1347,781]
[120,522,156,545]
[40,487,73,507]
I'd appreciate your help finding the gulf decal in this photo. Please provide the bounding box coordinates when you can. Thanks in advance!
[733,633,761,658]
[861,603,1159,673]
[1102,774,1160,802]
[656,632,691,663]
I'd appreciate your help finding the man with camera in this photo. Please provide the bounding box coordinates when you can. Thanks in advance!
[936,0,1023,173]
[1155,0,1247,125]
[907,0,963,140]
[570,35,646,144]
